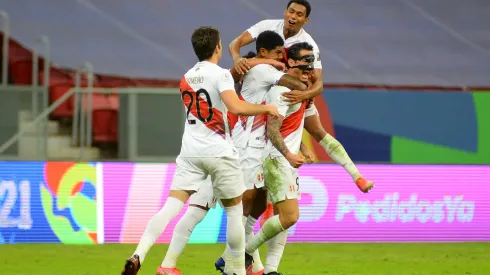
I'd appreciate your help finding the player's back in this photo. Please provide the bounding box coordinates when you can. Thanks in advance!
[231,64,284,148]
[265,85,307,157]
[179,61,236,158]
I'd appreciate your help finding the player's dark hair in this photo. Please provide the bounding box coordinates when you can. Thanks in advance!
[287,42,314,61]
[191,26,221,61]
[242,51,257,58]
[287,0,311,17]
[256,31,284,53]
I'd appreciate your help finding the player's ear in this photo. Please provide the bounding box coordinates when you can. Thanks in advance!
[287,58,295,68]
[304,17,310,24]
[259,47,267,57]
[215,40,221,54]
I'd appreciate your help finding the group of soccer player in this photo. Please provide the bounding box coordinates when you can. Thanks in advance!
[121,1,374,275]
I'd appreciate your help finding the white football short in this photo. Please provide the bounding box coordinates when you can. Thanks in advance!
[171,154,246,200]
[238,146,266,190]
[188,176,218,208]
[263,155,301,204]
[305,103,319,118]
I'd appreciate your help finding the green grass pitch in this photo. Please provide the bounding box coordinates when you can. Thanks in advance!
[2,243,489,274]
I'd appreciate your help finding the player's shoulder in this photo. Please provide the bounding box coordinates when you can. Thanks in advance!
[255,19,282,27]
[251,63,280,73]
[299,30,319,48]
[269,85,291,94]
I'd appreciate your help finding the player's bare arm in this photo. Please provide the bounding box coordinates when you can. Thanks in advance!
[300,142,314,163]
[221,90,279,118]
[229,31,255,75]
[229,31,254,62]
[282,68,322,105]
[278,74,308,91]
[267,115,305,168]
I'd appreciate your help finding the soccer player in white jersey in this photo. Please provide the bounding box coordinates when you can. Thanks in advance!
[120,26,280,275]
[243,42,315,275]
[156,30,308,275]
[229,0,374,194]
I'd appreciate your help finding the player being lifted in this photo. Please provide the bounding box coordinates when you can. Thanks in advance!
[155,30,309,275]
[229,0,373,193]
[120,26,280,275]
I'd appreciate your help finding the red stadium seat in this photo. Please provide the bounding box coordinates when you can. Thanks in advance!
[9,57,38,85]
[49,83,75,118]
[92,94,119,142]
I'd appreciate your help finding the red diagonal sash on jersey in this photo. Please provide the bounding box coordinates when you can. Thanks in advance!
[280,100,307,138]
[251,100,267,132]
[180,77,226,139]
[237,95,248,130]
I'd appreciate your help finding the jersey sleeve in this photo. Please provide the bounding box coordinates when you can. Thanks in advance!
[255,64,285,86]
[246,20,275,40]
[216,70,236,93]
[308,38,323,69]
[266,86,290,117]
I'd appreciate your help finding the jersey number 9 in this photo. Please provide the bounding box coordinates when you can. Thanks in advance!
[181,89,213,124]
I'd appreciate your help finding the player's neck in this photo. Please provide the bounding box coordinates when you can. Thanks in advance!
[283,27,300,39]
[203,56,219,65]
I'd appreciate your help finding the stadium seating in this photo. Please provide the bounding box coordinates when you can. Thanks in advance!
[3,33,134,144]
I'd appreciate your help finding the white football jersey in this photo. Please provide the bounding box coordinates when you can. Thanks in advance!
[264,85,307,158]
[231,64,285,149]
[247,19,322,69]
[178,61,236,157]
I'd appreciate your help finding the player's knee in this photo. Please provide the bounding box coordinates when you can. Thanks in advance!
[279,208,299,229]
[242,189,257,216]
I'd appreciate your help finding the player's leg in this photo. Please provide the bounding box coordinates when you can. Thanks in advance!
[304,104,374,192]
[217,147,266,274]
[245,157,300,257]
[263,205,288,275]
[121,156,205,275]
[157,177,215,274]
[217,187,266,274]
[207,156,249,275]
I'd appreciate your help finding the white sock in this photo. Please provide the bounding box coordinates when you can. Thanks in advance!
[246,215,284,254]
[320,134,361,181]
[245,216,264,272]
[225,203,246,275]
[133,197,184,263]
[161,206,207,268]
[222,215,247,274]
[264,229,288,273]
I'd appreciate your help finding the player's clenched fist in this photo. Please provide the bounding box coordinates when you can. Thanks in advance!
[285,152,305,168]
[264,104,280,119]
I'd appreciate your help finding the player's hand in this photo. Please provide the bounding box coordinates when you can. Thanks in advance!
[306,78,313,89]
[286,152,305,168]
[234,58,251,75]
[264,104,280,119]
[269,60,286,72]
[300,146,315,164]
[282,89,308,105]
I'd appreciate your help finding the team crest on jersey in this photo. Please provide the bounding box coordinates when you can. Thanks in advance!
[257,173,264,182]
[317,52,321,61]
